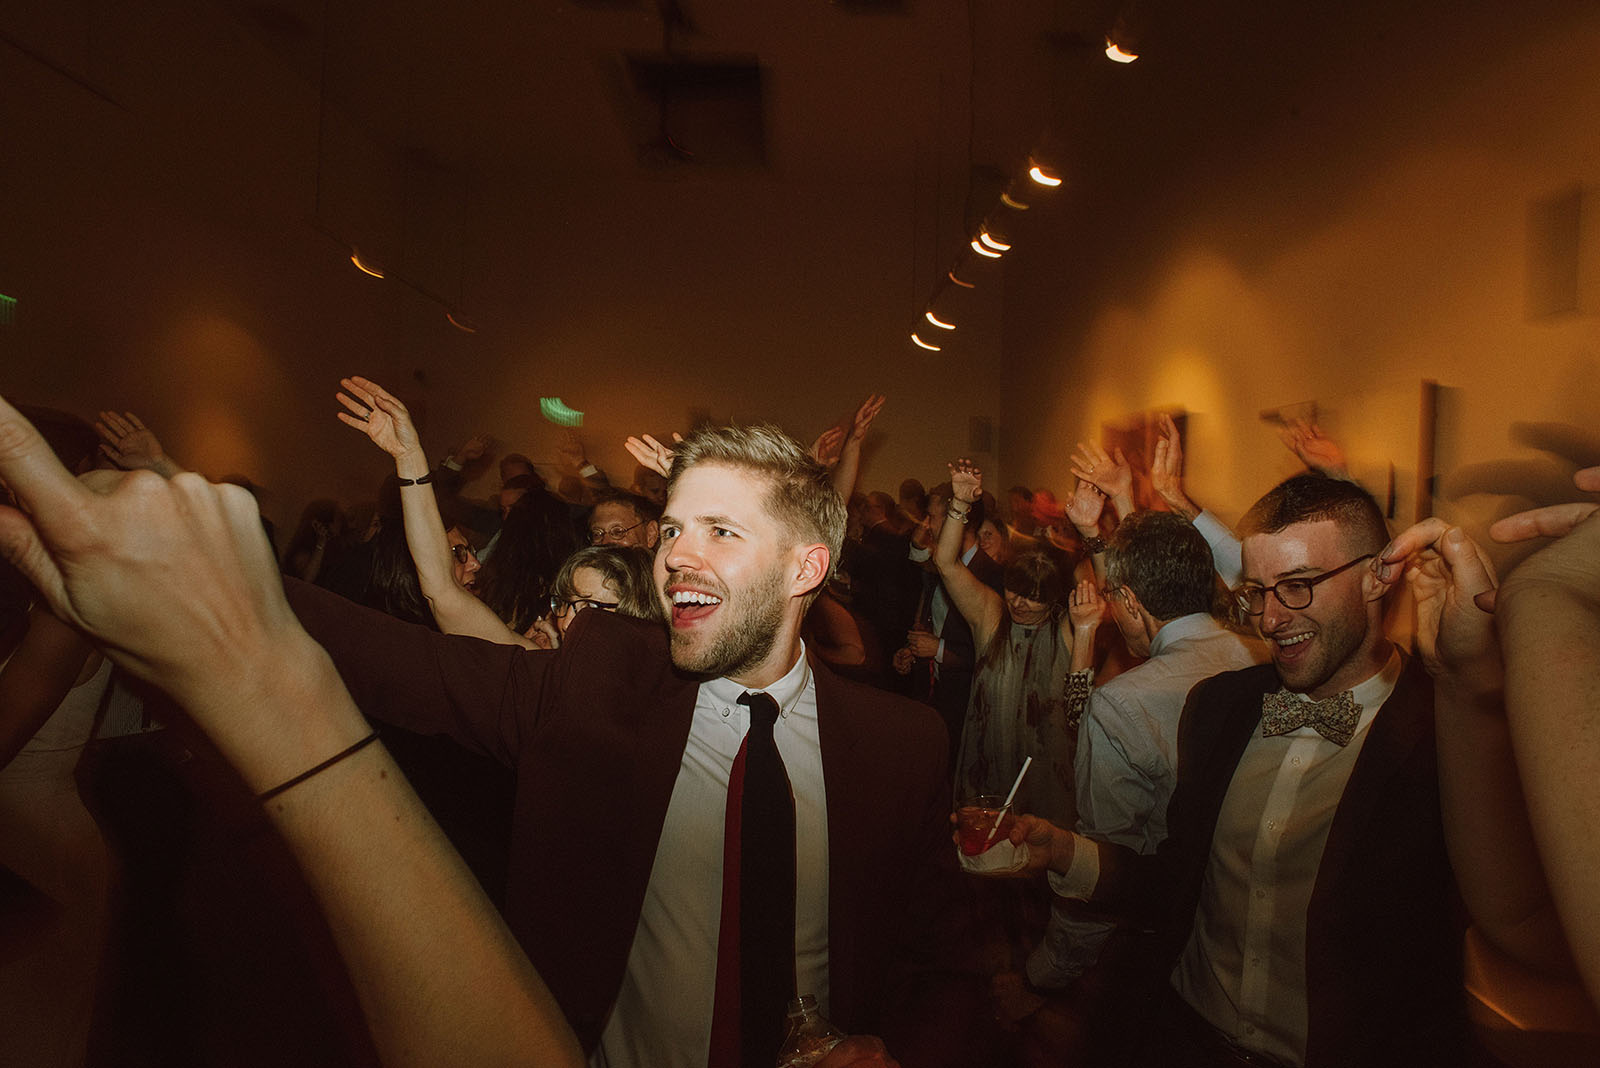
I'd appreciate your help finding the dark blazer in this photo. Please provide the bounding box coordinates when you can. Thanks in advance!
[284,578,966,1059]
[1093,656,1466,1068]
[929,548,1005,754]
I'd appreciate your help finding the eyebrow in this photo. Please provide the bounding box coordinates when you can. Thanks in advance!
[659,512,751,533]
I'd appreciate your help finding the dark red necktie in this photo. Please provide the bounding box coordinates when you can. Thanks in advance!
[708,691,796,1068]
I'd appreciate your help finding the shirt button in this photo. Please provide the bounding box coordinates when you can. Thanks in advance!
[1291,756,1302,767]
[1267,819,1278,830]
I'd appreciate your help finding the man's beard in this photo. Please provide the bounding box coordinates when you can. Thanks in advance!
[668,561,788,680]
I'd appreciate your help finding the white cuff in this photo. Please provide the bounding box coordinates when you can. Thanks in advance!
[442,457,464,472]
[1046,833,1100,901]
[908,544,932,563]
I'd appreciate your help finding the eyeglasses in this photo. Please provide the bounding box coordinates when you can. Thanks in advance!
[549,595,621,617]
[588,519,646,544]
[450,543,477,564]
[1233,554,1374,616]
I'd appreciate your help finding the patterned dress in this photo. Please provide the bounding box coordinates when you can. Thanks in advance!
[953,616,1078,827]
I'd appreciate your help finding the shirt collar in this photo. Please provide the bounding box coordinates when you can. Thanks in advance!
[1148,612,1220,658]
[700,640,813,719]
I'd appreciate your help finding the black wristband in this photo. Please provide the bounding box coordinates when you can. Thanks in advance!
[395,471,435,487]
[258,731,381,802]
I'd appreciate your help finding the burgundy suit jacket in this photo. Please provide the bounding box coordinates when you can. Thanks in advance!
[285,579,967,1058]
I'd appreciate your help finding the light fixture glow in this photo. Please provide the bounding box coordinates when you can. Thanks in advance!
[979,231,1012,251]
[947,270,976,289]
[1028,164,1062,188]
[1105,39,1138,63]
[350,250,385,278]
[924,311,955,330]
[1000,192,1030,210]
[539,397,584,426]
[911,332,942,351]
[970,239,1002,259]
[446,311,478,334]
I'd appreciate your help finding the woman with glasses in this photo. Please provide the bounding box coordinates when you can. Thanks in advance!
[528,546,664,649]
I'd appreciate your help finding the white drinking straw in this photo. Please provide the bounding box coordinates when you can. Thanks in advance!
[979,755,1034,852]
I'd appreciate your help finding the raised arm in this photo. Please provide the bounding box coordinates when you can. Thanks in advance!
[0,395,583,1068]
[1380,518,1571,977]
[1064,477,1110,581]
[1489,466,1600,1001]
[831,393,886,500]
[1149,413,1242,585]
[336,376,537,649]
[934,459,1004,650]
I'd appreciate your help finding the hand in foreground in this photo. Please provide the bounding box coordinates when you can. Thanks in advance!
[814,1034,901,1067]
[1069,440,1133,503]
[1378,519,1500,691]
[0,396,310,720]
[336,377,422,460]
[1068,578,1105,630]
[891,646,915,675]
[1149,412,1198,518]
[1277,416,1349,478]
[452,432,494,465]
[624,432,682,480]
[947,458,981,503]
[96,410,178,475]
[847,393,887,443]
[1064,477,1105,537]
[1489,465,1600,544]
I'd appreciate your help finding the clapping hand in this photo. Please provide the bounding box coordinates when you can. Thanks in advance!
[1064,478,1105,537]
[848,393,887,443]
[810,426,846,467]
[336,377,423,460]
[1068,579,1105,630]
[1070,440,1133,511]
[1149,413,1199,518]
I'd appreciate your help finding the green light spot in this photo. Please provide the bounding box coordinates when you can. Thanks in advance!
[539,397,584,427]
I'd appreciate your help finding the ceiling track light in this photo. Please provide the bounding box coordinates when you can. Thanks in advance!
[970,239,1003,259]
[947,270,976,289]
[911,332,942,351]
[1105,38,1139,63]
[350,249,385,278]
[1000,192,1030,210]
[446,311,478,333]
[1028,162,1063,188]
[978,231,1012,251]
[924,310,955,330]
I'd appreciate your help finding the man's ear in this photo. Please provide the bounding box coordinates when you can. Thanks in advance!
[644,519,660,547]
[1362,555,1392,603]
[791,543,831,598]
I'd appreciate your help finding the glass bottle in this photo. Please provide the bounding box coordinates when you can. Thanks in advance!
[775,994,846,1068]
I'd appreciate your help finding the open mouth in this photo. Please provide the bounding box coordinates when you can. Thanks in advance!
[669,587,723,626]
[1273,631,1313,662]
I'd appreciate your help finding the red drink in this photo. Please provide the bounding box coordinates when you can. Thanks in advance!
[956,796,1016,856]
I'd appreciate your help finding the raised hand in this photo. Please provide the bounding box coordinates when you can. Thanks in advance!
[1149,412,1199,518]
[809,426,846,467]
[1069,440,1133,503]
[848,393,887,442]
[452,433,494,465]
[624,432,682,480]
[1064,477,1106,536]
[0,395,309,719]
[555,429,587,473]
[336,377,422,460]
[1278,416,1349,478]
[1067,578,1105,630]
[947,458,982,503]
[96,410,178,476]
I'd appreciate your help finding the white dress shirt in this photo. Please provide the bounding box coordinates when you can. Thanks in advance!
[592,646,830,1068]
[1170,650,1402,1066]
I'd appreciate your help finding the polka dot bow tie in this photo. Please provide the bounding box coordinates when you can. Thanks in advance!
[1261,689,1362,747]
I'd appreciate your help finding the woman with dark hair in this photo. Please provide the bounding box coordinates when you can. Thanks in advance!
[475,485,580,635]
[936,460,1103,825]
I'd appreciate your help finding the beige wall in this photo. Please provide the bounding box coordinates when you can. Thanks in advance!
[1000,2,1600,571]
[0,2,1004,542]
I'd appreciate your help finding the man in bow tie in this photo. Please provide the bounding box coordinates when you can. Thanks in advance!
[994,474,1467,1067]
